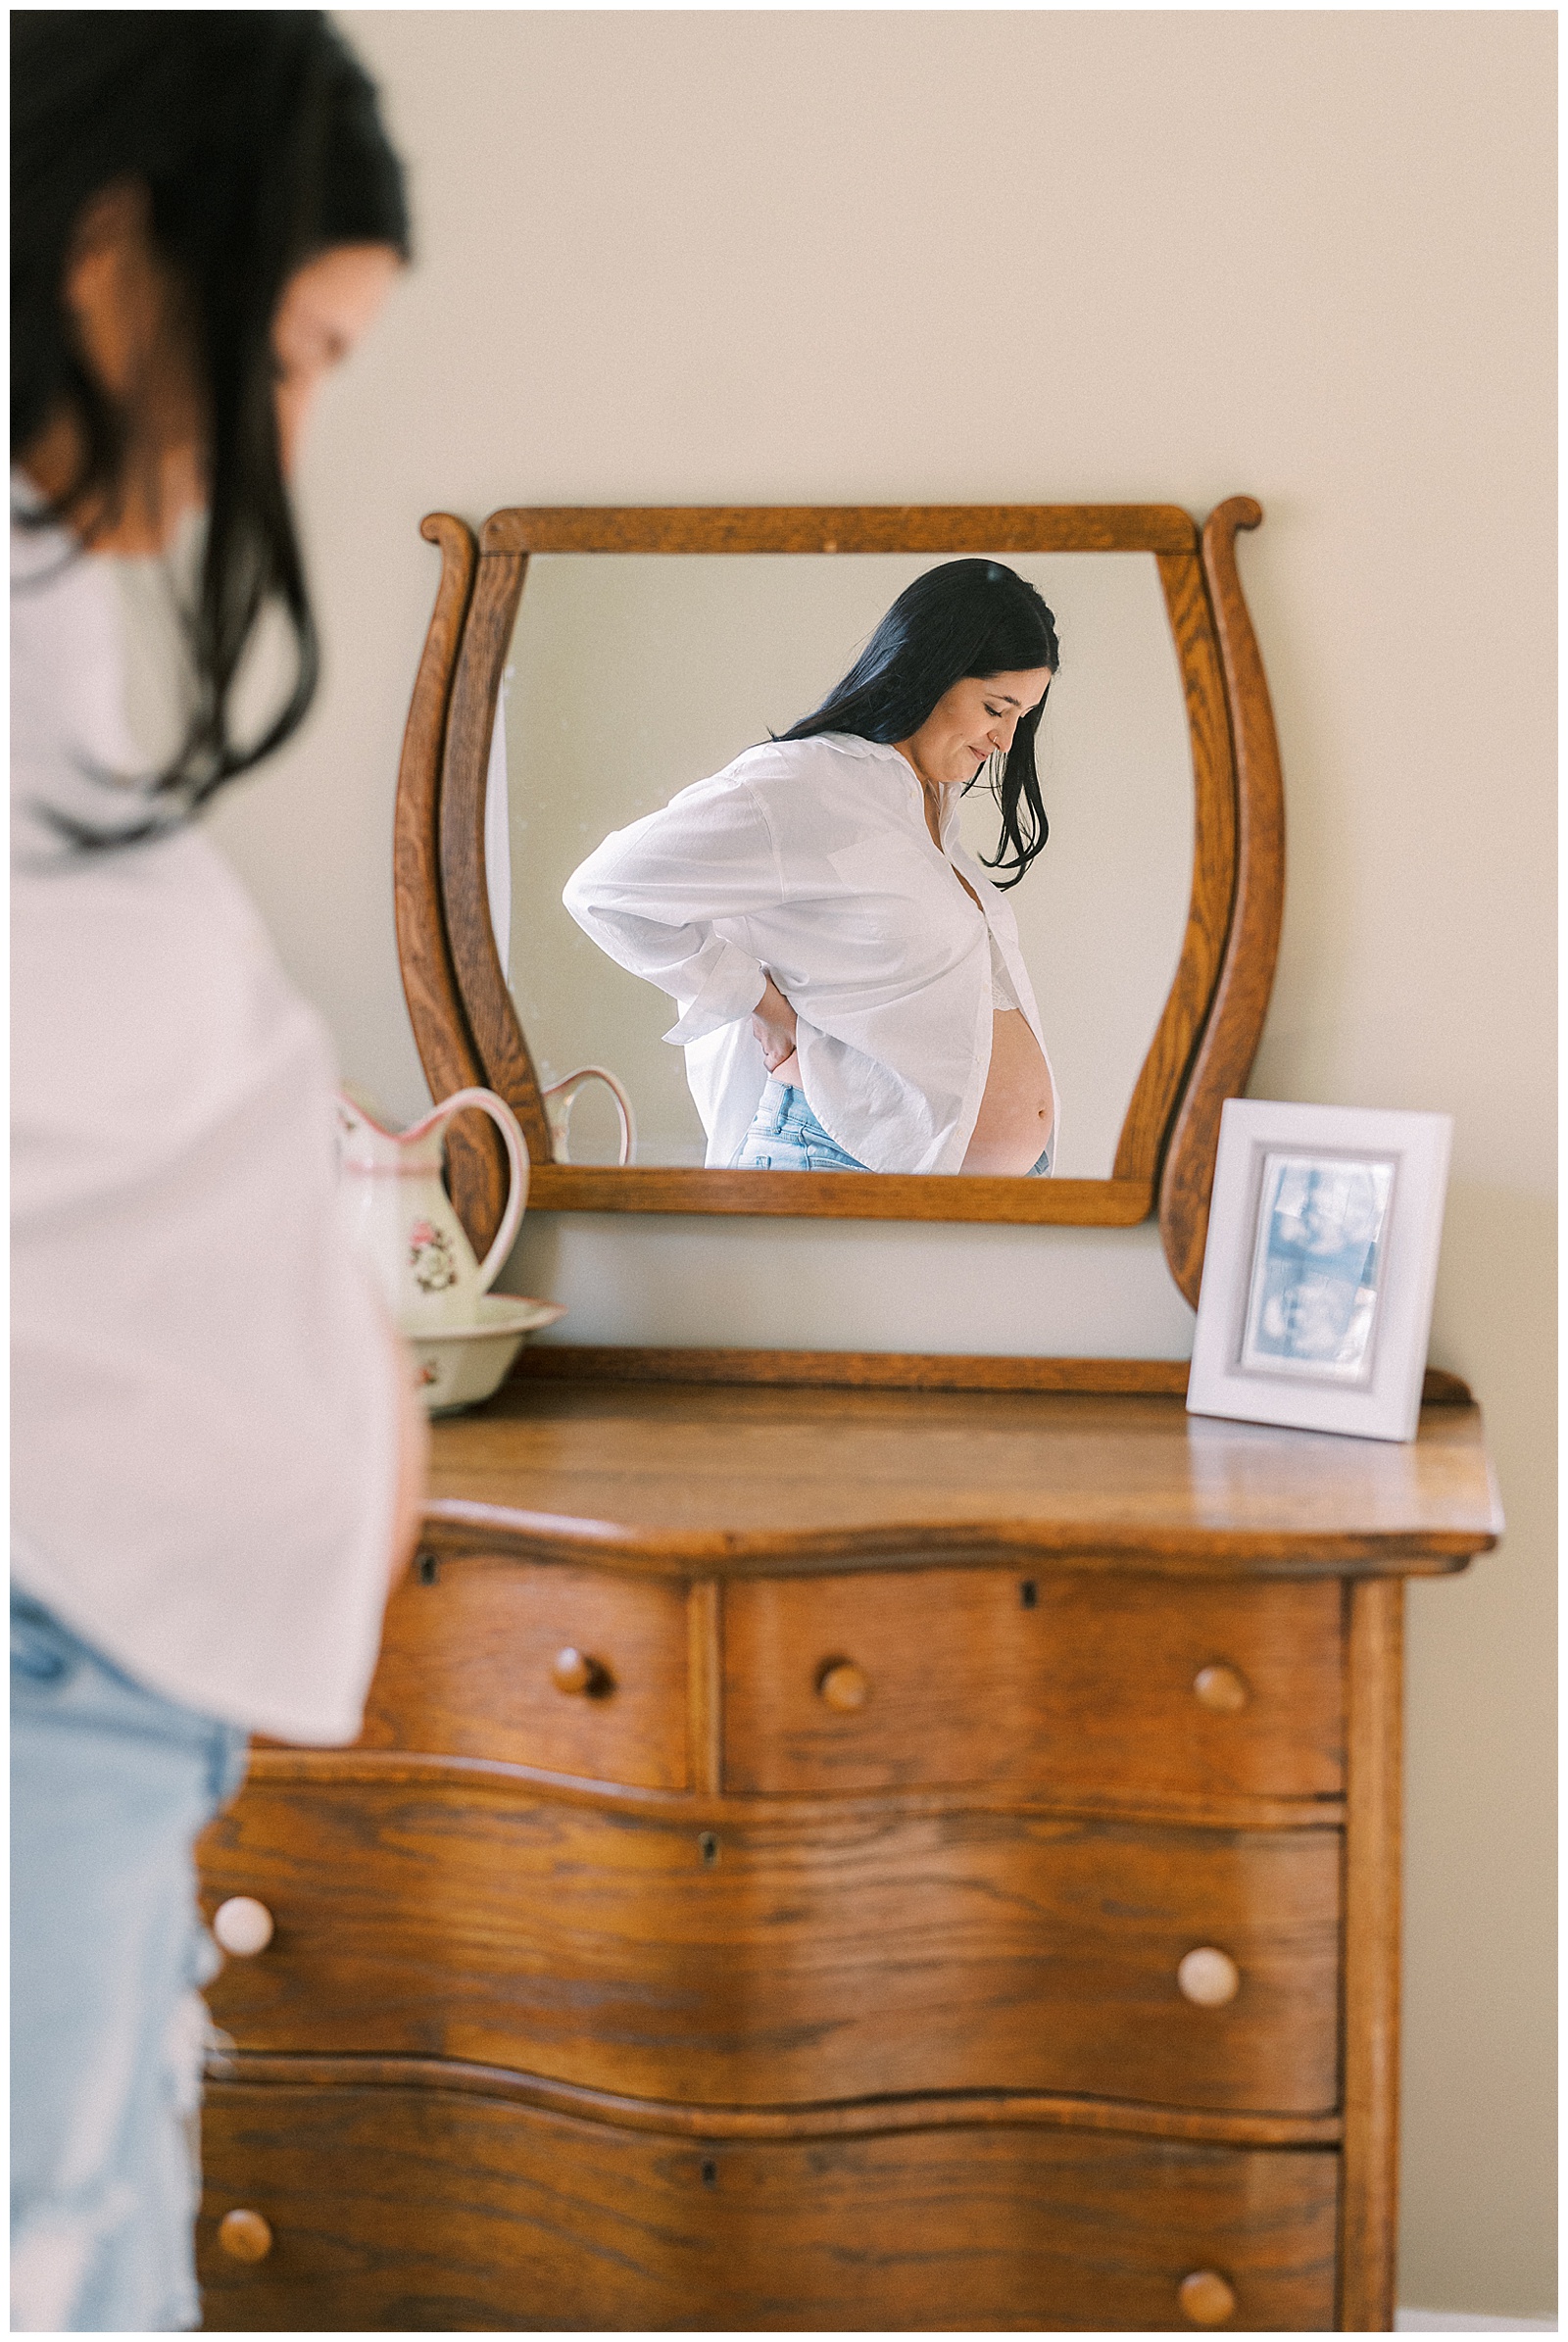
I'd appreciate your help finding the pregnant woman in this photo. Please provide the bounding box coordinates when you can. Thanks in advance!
[12,21,422,2328]
[564,559,1060,1177]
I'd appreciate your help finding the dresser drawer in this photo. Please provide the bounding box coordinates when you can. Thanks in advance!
[357,1553,689,1788]
[199,2074,1340,2331]
[199,1781,1340,2115]
[722,1570,1344,1800]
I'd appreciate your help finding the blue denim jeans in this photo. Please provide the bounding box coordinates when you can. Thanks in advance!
[733,1082,869,1171]
[734,1082,1054,1175]
[10,1590,249,2332]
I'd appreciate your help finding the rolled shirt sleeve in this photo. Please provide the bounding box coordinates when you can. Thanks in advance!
[563,775,783,1043]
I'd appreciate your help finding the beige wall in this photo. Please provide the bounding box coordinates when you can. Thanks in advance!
[209,11,1556,2314]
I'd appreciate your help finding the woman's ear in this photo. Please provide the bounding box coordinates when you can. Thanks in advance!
[62,179,163,402]
[42,175,204,553]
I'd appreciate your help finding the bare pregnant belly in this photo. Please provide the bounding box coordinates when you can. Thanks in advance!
[961,1011,1055,1175]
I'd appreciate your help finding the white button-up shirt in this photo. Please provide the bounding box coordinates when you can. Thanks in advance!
[12,517,399,1742]
[562,733,1058,1174]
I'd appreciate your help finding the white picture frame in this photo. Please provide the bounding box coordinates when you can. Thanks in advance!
[1187,1099,1453,1442]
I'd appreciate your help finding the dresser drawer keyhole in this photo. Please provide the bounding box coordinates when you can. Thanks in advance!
[699,1831,719,1866]
[416,1552,439,1586]
[701,2157,717,2186]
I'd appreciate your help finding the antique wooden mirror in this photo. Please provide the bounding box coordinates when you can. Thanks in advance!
[394,502,1282,1307]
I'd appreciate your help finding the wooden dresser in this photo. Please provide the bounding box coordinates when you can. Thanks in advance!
[193,1357,1500,2332]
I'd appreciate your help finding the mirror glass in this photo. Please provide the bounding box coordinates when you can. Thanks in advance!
[498,552,1195,1178]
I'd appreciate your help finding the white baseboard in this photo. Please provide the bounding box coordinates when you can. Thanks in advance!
[1396,2315,1557,2333]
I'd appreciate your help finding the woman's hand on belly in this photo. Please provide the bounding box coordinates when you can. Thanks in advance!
[961,1011,1055,1175]
[752,975,801,1086]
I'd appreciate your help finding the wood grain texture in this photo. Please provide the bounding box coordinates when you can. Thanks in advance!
[392,516,483,1113]
[721,1571,1344,1801]
[198,2080,1339,2331]
[478,503,1200,557]
[1338,1577,1403,2331]
[198,1370,1490,2326]
[242,1746,1346,1839]
[420,1383,1502,1577]
[205,2049,1344,2147]
[436,547,549,1252]
[1112,552,1238,1182]
[415,500,1276,1248]
[509,1345,1475,1406]
[1160,499,1288,1306]
[521,1164,1153,1222]
[357,1555,689,1789]
[199,1783,1341,2115]
[687,1580,723,1794]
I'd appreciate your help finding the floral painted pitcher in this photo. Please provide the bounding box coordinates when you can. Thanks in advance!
[336,1087,529,1332]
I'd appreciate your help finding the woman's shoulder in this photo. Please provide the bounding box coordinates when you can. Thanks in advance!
[723,733,905,789]
[658,736,913,844]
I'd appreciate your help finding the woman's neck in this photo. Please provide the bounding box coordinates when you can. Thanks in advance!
[891,741,957,850]
[916,770,956,852]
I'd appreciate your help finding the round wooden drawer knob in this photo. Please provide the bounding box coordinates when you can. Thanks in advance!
[817,1660,869,1712]
[1177,1946,1241,2007]
[1178,2269,1236,2325]
[212,1896,274,1957]
[218,2208,273,2264]
[1194,1663,1250,1713]
[551,1646,609,1697]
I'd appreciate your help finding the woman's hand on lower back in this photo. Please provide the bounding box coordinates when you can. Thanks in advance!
[752,976,799,1075]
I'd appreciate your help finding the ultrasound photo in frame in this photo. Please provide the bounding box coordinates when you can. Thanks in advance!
[1188,1102,1452,1441]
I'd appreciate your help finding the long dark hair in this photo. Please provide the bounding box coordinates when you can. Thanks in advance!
[780,559,1060,888]
[11,11,410,837]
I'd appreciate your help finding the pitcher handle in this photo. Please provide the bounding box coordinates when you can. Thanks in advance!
[410,1087,530,1294]
[541,1066,637,1167]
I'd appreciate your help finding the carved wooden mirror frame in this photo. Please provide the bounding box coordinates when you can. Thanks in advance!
[393,501,1283,1307]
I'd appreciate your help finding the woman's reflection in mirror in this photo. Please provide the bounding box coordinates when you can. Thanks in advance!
[564,560,1061,1177]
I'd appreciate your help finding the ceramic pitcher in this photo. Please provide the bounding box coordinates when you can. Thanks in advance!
[337,1087,529,1332]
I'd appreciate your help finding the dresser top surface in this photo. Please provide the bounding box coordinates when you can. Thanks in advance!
[424,1377,1501,1578]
